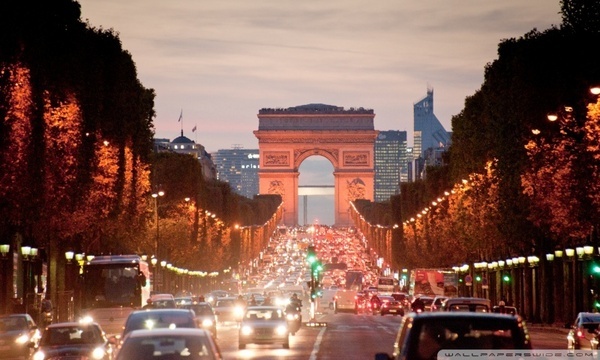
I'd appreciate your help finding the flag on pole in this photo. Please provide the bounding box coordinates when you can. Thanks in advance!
[192,125,197,132]
[178,109,183,122]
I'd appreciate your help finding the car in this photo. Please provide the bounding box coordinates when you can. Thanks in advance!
[391,292,410,309]
[379,296,405,316]
[121,309,197,341]
[567,312,600,350]
[375,312,532,360]
[492,305,518,315]
[411,295,434,312]
[149,294,177,309]
[238,306,290,349]
[174,296,193,307]
[116,328,222,360]
[181,302,218,338]
[0,313,41,359]
[212,297,243,323]
[32,321,114,360]
[205,290,230,305]
[442,297,491,312]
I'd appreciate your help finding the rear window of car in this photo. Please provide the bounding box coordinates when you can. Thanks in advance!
[118,334,216,360]
[406,316,529,358]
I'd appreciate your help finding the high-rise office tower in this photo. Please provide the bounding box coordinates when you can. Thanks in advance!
[212,146,259,198]
[413,87,450,180]
[413,87,450,158]
[374,130,407,202]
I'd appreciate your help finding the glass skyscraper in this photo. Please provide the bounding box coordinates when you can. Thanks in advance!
[413,87,450,159]
[212,147,259,199]
[374,130,408,202]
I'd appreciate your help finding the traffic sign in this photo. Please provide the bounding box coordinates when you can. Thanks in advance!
[465,275,473,286]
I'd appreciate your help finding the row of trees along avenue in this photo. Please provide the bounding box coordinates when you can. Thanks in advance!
[355,0,600,270]
[0,0,281,307]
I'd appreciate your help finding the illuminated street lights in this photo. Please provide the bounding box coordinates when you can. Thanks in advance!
[152,190,165,260]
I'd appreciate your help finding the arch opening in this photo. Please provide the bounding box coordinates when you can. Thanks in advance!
[298,155,334,226]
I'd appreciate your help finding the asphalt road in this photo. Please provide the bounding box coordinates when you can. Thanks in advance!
[215,307,570,359]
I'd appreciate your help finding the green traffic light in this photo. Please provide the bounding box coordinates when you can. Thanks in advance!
[503,275,510,282]
[595,301,600,309]
[593,264,600,274]
[475,276,481,282]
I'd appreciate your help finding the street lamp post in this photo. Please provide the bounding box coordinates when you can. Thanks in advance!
[0,244,10,314]
[152,190,165,260]
[21,246,38,317]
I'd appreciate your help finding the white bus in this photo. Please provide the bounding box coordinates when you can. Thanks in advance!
[377,276,397,295]
[80,255,150,337]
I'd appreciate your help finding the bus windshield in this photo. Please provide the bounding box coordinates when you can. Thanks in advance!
[82,264,142,308]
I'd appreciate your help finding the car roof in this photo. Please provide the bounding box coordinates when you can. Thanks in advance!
[577,312,600,322]
[151,294,175,300]
[245,305,283,310]
[407,311,519,320]
[46,321,101,328]
[126,328,212,338]
[131,309,193,315]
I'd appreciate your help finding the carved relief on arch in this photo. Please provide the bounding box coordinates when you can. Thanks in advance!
[293,148,339,168]
[346,178,366,202]
[268,180,285,197]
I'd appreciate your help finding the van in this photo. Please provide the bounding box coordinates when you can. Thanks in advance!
[442,297,491,312]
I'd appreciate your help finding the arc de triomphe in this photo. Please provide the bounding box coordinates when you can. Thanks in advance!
[254,104,378,226]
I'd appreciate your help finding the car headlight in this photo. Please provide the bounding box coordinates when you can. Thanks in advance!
[79,315,94,324]
[144,319,156,329]
[202,319,214,327]
[15,333,30,344]
[276,325,288,336]
[241,325,254,336]
[234,306,245,317]
[32,351,45,360]
[91,347,106,360]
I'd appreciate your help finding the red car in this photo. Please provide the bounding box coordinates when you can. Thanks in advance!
[379,296,405,316]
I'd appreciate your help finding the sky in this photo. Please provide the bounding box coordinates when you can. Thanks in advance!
[77,0,563,225]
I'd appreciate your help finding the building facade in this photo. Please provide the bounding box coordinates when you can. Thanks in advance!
[212,147,260,199]
[374,130,407,202]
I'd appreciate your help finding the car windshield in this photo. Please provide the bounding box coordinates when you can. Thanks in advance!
[0,316,28,332]
[118,335,216,360]
[244,309,283,320]
[125,313,195,334]
[41,326,101,346]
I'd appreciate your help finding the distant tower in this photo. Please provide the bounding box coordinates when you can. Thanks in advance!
[413,87,450,180]
[374,130,407,202]
[413,87,450,158]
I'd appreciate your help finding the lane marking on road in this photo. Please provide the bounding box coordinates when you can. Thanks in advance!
[309,326,326,360]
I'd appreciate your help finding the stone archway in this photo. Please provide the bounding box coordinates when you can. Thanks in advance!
[254,104,378,226]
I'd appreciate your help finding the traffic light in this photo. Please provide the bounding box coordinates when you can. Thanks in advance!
[503,274,511,283]
[311,260,323,277]
[591,262,600,275]
[307,245,316,264]
[475,275,482,282]
[310,287,317,300]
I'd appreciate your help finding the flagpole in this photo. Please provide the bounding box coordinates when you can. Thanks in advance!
[178,109,183,136]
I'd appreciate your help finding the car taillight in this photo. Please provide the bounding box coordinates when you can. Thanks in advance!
[577,330,584,338]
